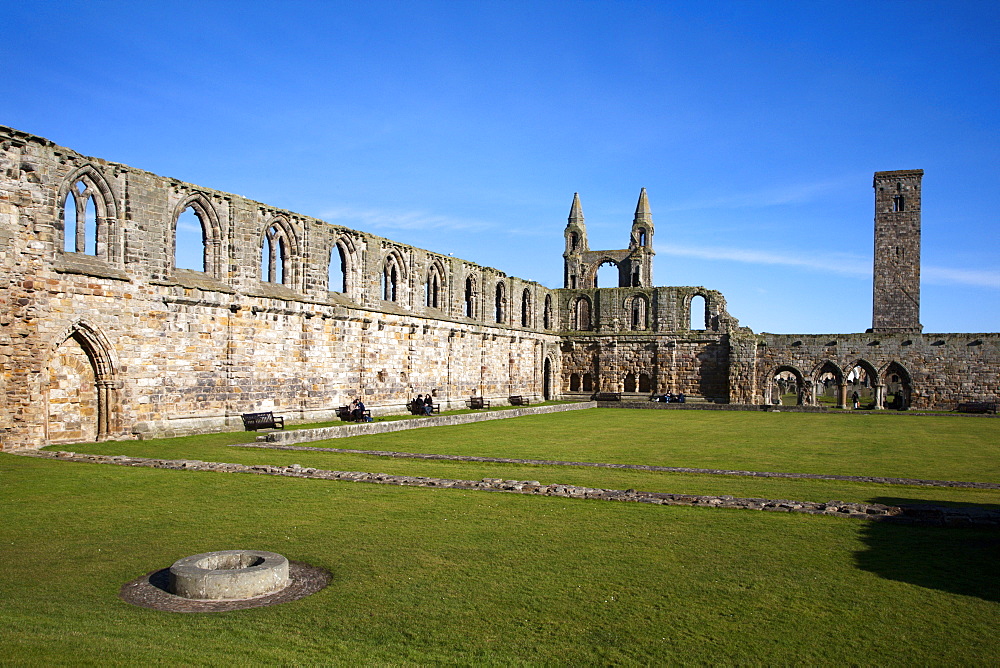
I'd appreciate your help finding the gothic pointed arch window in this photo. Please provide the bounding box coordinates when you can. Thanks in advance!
[495,281,507,323]
[520,288,532,327]
[573,296,592,331]
[464,274,477,318]
[543,294,553,329]
[426,262,444,309]
[172,195,222,275]
[59,166,119,261]
[627,294,648,330]
[329,242,347,294]
[261,223,291,284]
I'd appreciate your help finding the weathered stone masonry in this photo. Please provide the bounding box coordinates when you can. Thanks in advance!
[1,126,998,449]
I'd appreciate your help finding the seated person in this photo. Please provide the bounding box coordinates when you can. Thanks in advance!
[351,398,366,422]
[677,393,685,403]
[413,394,425,415]
[423,394,434,415]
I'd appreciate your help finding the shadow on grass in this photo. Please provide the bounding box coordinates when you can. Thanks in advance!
[854,497,1000,603]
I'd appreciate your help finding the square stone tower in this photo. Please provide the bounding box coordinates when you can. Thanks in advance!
[872,169,923,333]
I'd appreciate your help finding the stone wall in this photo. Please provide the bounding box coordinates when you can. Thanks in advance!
[753,332,1000,409]
[0,126,562,449]
[2,125,998,450]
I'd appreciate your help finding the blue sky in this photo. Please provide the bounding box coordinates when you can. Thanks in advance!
[4,0,998,333]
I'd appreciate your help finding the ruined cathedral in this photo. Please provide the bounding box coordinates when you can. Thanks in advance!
[1,126,997,450]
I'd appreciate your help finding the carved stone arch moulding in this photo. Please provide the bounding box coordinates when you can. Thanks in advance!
[763,364,806,404]
[879,360,913,385]
[260,216,302,288]
[172,192,224,276]
[58,163,122,262]
[330,233,358,295]
[49,320,120,440]
[584,256,619,287]
[52,319,118,380]
[811,359,844,383]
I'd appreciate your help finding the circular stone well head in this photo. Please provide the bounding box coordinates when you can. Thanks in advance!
[169,550,289,600]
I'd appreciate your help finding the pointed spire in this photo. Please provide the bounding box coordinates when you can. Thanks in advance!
[633,187,651,223]
[568,192,585,226]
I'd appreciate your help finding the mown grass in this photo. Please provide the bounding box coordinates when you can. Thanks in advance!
[67,408,1000,507]
[4,409,998,664]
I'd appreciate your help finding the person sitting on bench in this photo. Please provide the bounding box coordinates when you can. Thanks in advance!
[350,398,366,422]
[423,394,434,415]
[413,394,425,415]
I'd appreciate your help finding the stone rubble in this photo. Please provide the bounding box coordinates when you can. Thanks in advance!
[14,449,1000,527]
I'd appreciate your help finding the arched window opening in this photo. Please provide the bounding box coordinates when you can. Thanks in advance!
[637,228,647,246]
[843,364,876,409]
[596,261,617,288]
[83,195,98,255]
[570,231,579,251]
[884,362,912,410]
[383,263,398,301]
[543,294,553,329]
[520,289,531,327]
[893,195,905,212]
[175,206,206,271]
[689,295,707,330]
[772,369,803,406]
[62,189,80,253]
[495,282,506,323]
[638,373,651,393]
[569,373,581,392]
[329,244,347,293]
[582,373,594,392]
[261,224,289,284]
[623,372,637,393]
[573,297,591,330]
[631,267,640,287]
[465,276,476,318]
[629,296,648,330]
[426,268,441,308]
[63,180,100,255]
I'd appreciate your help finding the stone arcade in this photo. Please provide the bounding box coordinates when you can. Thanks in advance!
[1,126,997,449]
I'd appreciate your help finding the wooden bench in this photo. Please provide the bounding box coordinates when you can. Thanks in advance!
[241,411,285,431]
[406,401,440,415]
[466,397,491,409]
[957,401,998,414]
[509,395,531,406]
[337,406,372,422]
[593,392,622,402]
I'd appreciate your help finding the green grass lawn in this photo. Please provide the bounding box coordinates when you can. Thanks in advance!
[3,409,998,664]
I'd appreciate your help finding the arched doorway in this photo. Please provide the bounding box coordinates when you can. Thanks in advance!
[543,358,552,400]
[47,324,116,444]
[767,366,805,406]
[883,362,913,410]
[47,335,98,443]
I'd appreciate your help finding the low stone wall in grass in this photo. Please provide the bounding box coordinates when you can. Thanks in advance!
[263,402,597,444]
[19,450,1000,527]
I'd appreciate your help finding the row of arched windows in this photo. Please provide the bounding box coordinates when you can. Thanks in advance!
[59,169,557,329]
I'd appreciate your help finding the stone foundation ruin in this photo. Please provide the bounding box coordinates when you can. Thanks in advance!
[1,126,997,449]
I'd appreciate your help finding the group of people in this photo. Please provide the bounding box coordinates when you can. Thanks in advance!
[411,393,435,415]
[652,392,685,403]
[348,397,371,422]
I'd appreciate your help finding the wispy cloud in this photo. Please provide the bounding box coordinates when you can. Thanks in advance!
[662,243,1000,289]
[661,175,857,213]
[924,266,1000,289]
[661,243,871,276]
[321,206,494,233]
